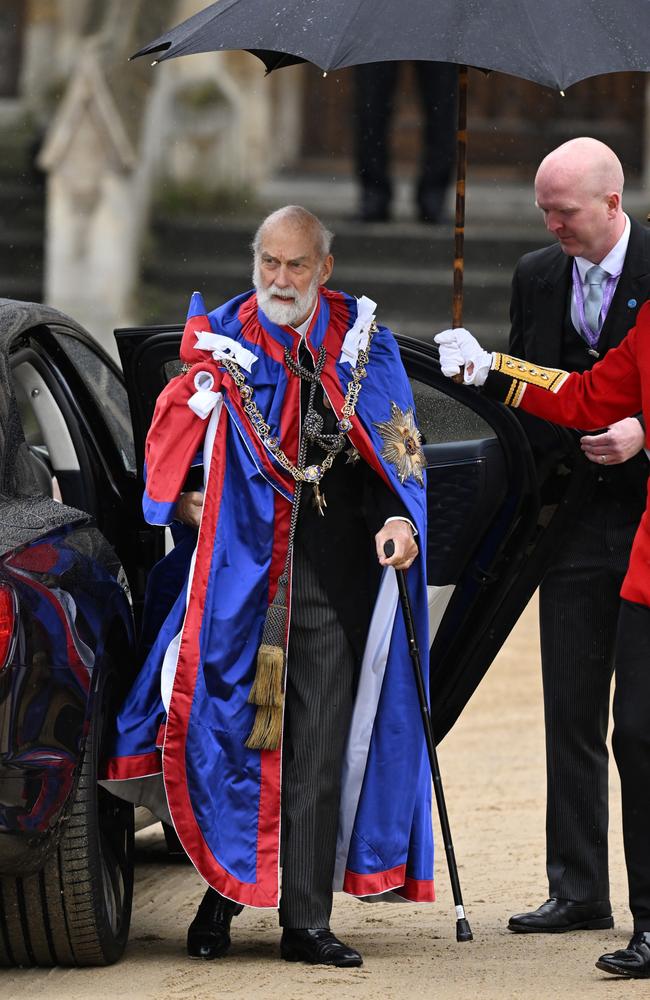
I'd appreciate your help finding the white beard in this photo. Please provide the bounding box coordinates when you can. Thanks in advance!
[253,262,320,327]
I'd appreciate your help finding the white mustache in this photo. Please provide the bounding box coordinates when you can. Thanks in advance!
[265,285,297,301]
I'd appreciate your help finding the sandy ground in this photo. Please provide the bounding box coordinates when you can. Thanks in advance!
[5,594,642,1000]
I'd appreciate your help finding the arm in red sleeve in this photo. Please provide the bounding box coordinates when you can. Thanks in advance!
[484,306,646,431]
[143,361,224,523]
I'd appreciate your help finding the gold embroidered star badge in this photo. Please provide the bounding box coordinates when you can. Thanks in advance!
[374,402,426,486]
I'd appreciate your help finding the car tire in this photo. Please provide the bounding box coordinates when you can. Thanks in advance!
[0,658,134,967]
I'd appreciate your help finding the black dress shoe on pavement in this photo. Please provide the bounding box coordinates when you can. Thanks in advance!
[596,932,650,978]
[281,928,363,967]
[187,888,244,959]
[508,897,613,933]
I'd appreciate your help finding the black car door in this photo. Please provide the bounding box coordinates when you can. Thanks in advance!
[116,324,588,741]
[1,311,145,604]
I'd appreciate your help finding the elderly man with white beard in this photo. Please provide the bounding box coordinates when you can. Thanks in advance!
[103,206,434,970]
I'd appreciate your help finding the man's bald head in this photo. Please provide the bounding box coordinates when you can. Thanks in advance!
[533,138,626,262]
[535,137,624,201]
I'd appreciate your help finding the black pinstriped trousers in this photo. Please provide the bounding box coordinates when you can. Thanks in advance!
[612,600,650,931]
[539,491,637,902]
[278,541,358,928]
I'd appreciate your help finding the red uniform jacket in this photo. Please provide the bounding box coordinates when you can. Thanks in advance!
[486,300,650,608]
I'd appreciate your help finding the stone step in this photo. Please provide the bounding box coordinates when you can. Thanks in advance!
[0,154,37,181]
[0,275,43,302]
[0,183,44,231]
[258,172,650,227]
[0,118,45,307]
[143,172,647,360]
[0,231,43,272]
[141,254,513,323]
[0,120,43,180]
[151,214,550,269]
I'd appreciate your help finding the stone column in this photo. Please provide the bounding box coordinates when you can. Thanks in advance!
[57,0,102,75]
[37,0,177,355]
[161,0,306,191]
[19,0,60,111]
[38,45,138,355]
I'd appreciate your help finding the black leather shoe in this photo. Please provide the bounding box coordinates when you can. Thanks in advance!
[281,928,363,967]
[596,932,650,978]
[508,897,613,933]
[187,888,244,959]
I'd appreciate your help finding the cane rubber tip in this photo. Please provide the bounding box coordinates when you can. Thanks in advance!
[456,918,473,942]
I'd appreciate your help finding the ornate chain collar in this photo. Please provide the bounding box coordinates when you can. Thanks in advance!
[219,323,376,485]
[283,345,325,383]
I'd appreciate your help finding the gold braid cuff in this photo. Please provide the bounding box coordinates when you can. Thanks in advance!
[488,353,570,407]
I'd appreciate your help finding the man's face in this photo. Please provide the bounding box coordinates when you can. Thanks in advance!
[534,170,619,263]
[253,221,333,327]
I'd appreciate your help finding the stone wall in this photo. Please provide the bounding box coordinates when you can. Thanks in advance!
[37,2,177,355]
[15,0,306,354]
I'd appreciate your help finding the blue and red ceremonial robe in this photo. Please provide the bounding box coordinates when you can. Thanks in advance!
[103,287,434,906]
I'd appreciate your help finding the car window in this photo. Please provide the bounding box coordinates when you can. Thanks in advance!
[160,366,495,444]
[12,360,79,502]
[410,377,495,443]
[164,359,184,382]
[13,362,79,468]
[51,330,137,474]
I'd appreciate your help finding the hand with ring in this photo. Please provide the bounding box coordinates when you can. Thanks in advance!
[580,418,646,467]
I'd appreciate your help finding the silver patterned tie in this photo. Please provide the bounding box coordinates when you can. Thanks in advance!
[583,264,609,335]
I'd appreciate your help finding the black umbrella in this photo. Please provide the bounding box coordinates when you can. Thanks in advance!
[134,0,650,89]
[133,1,650,332]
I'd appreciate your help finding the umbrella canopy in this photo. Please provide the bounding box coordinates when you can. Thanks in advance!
[133,0,650,91]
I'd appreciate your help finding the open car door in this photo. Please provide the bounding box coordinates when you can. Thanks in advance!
[116,323,589,742]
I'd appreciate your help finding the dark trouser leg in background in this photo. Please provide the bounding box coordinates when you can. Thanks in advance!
[413,62,457,223]
[279,544,357,929]
[612,599,650,932]
[595,599,650,978]
[354,62,398,221]
[539,497,635,902]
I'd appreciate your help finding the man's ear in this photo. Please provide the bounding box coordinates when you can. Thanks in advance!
[605,192,620,216]
[320,254,334,285]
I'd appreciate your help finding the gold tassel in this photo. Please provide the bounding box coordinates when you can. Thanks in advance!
[245,576,288,751]
[248,644,285,707]
[245,704,284,751]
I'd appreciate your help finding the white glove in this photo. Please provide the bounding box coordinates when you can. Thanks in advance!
[434,328,494,386]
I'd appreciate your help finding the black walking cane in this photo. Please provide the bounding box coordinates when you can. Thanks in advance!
[384,539,473,942]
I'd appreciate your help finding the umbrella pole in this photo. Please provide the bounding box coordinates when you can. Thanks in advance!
[450,64,468,383]
[452,64,468,327]
[383,542,473,943]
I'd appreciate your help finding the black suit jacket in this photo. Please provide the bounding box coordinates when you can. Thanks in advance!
[509,217,650,365]
[295,381,409,660]
[508,216,650,505]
